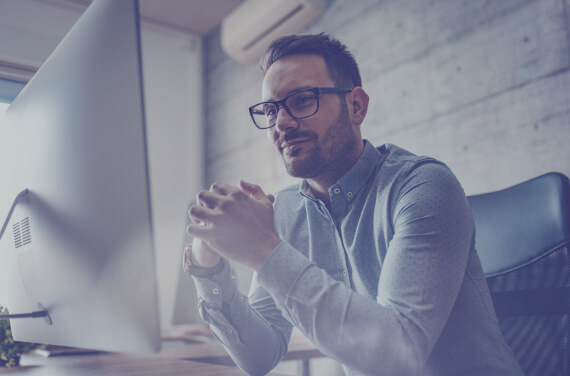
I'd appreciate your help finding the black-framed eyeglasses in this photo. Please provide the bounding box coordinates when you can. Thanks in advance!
[248,87,352,129]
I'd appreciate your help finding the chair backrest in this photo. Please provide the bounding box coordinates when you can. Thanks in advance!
[468,172,570,376]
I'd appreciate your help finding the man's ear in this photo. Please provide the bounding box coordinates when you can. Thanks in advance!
[347,87,369,126]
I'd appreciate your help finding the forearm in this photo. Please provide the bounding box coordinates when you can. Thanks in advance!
[256,243,423,375]
[191,262,291,375]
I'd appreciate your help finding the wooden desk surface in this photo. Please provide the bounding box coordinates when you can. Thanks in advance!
[159,328,324,366]
[9,352,288,376]
[4,329,321,375]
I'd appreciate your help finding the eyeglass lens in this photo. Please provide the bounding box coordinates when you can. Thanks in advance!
[252,90,319,129]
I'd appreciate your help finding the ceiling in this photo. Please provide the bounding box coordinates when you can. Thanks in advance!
[37,0,246,35]
[0,0,247,82]
[138,0,245,35]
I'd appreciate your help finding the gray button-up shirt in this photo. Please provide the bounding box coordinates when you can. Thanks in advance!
[191,141,524,376]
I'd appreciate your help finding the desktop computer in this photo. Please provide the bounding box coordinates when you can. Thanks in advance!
[0,0,161,354]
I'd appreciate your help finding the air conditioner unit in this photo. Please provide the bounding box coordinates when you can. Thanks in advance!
[221,0,327,64]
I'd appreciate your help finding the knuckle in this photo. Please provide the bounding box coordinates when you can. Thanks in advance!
[218,197,232,210]
[229,189,246,200]
[210,182,222,192]
[188,206,200,217]
[196,190,208,201]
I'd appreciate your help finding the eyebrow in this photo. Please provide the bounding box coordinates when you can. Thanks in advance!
[262,86,314,102]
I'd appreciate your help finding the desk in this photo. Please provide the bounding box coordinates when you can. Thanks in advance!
[11,352,288,375]
[9,330,323,376]
[159,329,324,375]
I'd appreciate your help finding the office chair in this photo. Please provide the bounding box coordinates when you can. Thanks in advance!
[468,172,570,376]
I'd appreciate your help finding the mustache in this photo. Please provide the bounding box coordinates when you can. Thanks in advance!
[280,129,317,144]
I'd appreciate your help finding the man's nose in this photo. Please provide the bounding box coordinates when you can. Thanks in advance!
[275,106,298,133]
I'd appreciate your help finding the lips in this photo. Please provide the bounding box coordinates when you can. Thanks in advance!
[281,138,310,151]
[276,130,316,156]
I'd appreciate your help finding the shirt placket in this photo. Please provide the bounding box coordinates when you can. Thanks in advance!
[326,185,352,287]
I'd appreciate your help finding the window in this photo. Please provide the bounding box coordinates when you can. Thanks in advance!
[0,78,25,124]
[0,78,25,103]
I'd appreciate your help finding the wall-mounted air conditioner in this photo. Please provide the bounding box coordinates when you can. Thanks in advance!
[221,0,327,64]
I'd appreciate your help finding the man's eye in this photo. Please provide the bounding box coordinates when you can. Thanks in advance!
[289,94,316,109]
[264,105,277,117]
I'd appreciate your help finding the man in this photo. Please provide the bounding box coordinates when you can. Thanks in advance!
[184,34,524,376]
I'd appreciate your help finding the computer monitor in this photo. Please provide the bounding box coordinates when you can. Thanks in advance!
[0,0,161,354]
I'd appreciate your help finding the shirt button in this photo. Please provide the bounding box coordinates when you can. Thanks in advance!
[343,271,347,276]
[227,328,233,334]
[212,288,220,295]
[347,192,353,198]
[333,188,341,194]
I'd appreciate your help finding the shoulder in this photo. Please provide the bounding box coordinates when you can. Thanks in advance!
[388,158,471,228]
[380,144,442,171]
[371,144,453,195]
[376,143,456,187]
[373,144,468,215]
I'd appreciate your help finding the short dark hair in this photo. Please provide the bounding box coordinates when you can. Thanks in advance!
[260,33,362,88]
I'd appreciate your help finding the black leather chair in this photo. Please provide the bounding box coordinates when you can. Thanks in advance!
[468,172,570,376]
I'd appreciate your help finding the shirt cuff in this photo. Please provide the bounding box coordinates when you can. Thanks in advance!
[191,259,238,308]
[256,241,313,305]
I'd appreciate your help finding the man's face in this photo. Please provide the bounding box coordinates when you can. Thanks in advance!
[262,54,358,179]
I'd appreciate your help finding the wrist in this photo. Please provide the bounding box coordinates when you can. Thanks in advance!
[250,235,281,272]
[183,243,225,277]
[191,239,221,268]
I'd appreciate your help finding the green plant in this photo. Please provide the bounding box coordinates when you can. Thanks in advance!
[0,306,40,367]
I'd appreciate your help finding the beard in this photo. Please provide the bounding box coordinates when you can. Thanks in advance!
[278,102,357,179]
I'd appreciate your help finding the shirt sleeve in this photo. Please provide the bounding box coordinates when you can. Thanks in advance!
[191,258,293,375]
[255,162,474,375]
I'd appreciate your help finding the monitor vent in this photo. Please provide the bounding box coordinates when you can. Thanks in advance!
[13,217,32,249]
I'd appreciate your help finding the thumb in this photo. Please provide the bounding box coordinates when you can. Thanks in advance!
[239,180,272,202]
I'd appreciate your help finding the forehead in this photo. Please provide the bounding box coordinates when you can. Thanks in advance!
[261,54,334,101]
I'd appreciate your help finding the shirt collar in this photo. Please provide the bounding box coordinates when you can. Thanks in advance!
[300,140,384,202]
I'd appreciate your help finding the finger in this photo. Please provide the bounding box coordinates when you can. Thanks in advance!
[188,198,206,225]
[209,182,237,195]
[187,205,215,225]
[195,190,223,209]
[267,193,275,203]
[186,222,214,240]
[188,205,202,224]
[239,180,268,201]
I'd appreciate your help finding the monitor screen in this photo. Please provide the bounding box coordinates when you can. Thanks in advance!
[0,0,161,354]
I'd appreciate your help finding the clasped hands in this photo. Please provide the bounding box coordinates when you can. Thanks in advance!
[186,180,281,272]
